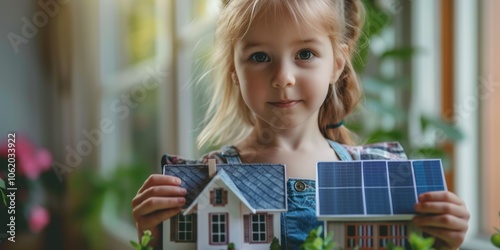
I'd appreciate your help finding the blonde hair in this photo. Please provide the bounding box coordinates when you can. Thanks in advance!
[197,0,365,149]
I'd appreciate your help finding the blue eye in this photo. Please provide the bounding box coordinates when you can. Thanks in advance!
[296,50,314,60]
[250,52,270,63]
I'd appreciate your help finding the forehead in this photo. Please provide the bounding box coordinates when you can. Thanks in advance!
[237,4,331,45]
[238,17,329,48]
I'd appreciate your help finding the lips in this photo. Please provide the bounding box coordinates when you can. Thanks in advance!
[268,100,301,108]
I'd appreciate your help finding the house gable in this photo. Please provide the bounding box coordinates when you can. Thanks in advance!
[184,169,257,215]
[163,163,287,250]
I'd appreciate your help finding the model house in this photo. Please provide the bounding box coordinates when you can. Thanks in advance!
[162,158,445,250]
[162,159,287,250]
[316,160,447,250]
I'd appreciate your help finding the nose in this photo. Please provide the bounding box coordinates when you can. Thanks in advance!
[271,60,295,88]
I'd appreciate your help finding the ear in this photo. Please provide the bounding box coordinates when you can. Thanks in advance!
[330,44,348,84]
[231,71,239,86]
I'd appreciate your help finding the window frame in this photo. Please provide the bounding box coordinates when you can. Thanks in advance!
[170,214,197,243]
[209,213,229,245]
[210,188,228,206]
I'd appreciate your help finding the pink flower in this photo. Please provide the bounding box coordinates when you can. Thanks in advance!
[28,205,50,233]
[0,135,53,180]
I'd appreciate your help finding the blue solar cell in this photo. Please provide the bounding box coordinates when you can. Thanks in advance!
[365,188,391,214]
[363,161,388,187]
[413,160,444,186]
[317,162,362,188]
[318,188,364,215]
[413,160,446,195]
[317,159,445,218]
[388,161,414,187]
[416,185,445,195]
[390,188,416,214]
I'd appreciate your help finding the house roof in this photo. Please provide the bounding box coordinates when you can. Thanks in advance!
[163,163,287,213]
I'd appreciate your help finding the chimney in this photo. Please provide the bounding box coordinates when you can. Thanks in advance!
[208,159,216,178]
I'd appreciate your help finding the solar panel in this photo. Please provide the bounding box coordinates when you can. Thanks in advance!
[316,160,447,221]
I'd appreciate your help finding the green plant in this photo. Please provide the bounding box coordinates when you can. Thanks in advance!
[130,230,153,250]
[301,226,436,250]
[300,226,337,250]
[270,237,281,250]
[492,211,500,248]
[70,163,152,249]
[228,242,235,250]
[387,232,434,250]
[0,178,6,206]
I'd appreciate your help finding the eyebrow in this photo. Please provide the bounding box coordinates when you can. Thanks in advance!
[241,38,323,52]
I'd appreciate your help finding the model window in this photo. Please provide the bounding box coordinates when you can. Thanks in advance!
[251,214,267,242]
[210,188,228,206]
[344,222,410,250]
[210,213,228,244]
[244,213,273,243]
[170,214,196,242]
[345,224,374,249]
[378,224,409,249]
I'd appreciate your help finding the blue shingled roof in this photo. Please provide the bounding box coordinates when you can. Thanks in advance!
[163,163,287,211]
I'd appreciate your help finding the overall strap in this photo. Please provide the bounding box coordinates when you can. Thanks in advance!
[220,145,243,164]
[327,140,353,161]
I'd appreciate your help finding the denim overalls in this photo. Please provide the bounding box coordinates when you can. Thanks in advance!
[222,140,353,250]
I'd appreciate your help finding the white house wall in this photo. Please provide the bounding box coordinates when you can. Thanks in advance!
[326,222,345,248]
[162,219,196,250]
[196,180,242,250]
[163,179,284,250]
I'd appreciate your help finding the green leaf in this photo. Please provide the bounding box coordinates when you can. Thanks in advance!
[412,147,450,170]
[129,240,141,250]
[0,189,6,206]
[381,47,420,61]
[0,178,5,189]
[141,230,152,246]
[367,129,405,144]
[409,232,435,250]
[361,0,391,37]
[420,116,464,142]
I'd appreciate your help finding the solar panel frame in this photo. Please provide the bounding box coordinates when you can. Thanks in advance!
[316,159,447,221]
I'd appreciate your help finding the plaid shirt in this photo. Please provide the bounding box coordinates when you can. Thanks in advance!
[162,141,407,165]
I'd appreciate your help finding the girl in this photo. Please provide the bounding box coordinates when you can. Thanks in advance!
[132,0,469,249]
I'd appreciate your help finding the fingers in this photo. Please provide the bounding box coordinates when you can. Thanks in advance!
[133,196,186,216]
[135,206,183,232]
[132,185,187,208]
[414,201,469,219]
[137,174,182,194]
[413,191,469,250]
[418,191,464,206]
[413,213,468,231]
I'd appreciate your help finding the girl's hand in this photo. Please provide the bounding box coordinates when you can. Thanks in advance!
[132,174,187,249]
[413,191,470,250]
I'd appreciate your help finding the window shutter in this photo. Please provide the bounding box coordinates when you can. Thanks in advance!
[170,215,177,241]
[192,214,197,241]
[244,215,249,242]
[267,214,274,242]
[210,190,214,205]
[224,190,228,205]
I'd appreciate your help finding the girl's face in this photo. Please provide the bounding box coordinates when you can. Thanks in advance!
[233,12,344,130]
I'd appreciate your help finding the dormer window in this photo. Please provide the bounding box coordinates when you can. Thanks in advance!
[210,188,227,206]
